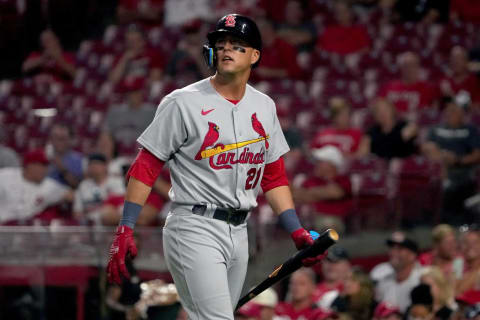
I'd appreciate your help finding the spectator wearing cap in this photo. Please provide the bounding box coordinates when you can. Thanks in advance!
[252,18,303,81]
[311,97,365,157]
[97,78,156,159]
[315,247,352,308]
[293,146,352,231]
[46,123,83,188]
[439,46,480,109]
[419,224,464,281]
[0,150,71,225]
[422,96,480,225]
[374,231,423,312]
[73,154,125,225]
[22,29,76,81]
[420,266,457,319]
[109,24,164,87]
[378,52,437,117]
[165,19,211,85]
[275,268,328,320]
[317,0,370,56]
[362,98,418,160]
[330,267,375,320]
[236,288,282,320]
[373,302,403,320]
[457,226,480,295]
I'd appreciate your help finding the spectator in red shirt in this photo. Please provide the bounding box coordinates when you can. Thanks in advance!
[293,145,353,228]
[317,0,370,56]
[311,97,364,157]
[378,51,437,117]
[439,46,480,108]
[275,268,327,320]
[450,0,480,24]
[419,224,464,281]
[253,18,303,81]
[22,29,76,81]
[109,24,164,87]
[116,0,164,26]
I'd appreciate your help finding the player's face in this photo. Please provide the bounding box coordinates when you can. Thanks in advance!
[215,36,260,74]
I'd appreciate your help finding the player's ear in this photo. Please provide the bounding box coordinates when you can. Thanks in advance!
[250,49,260,66]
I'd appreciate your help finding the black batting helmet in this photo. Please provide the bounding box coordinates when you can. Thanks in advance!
[203,14,262,69]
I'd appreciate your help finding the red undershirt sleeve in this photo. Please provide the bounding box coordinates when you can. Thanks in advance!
[126,148,165,187]
[261,157,290,193]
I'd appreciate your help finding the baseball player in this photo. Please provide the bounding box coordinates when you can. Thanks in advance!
[107,14,326,319]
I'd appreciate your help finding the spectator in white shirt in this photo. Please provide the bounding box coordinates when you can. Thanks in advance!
[374,231,423,313]
[0,150,70,224]
[73,153,125,225]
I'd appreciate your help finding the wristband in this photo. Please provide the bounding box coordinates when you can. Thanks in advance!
[278,208,302,234]
[119,201,142,228]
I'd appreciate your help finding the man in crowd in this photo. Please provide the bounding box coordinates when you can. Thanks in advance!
[0,150,71,225]
[97,79,156,159]
[439,46,479,108]
[73,153,125,225]
[422,96,480,225]
[375,231,422,312]
[275,268,327,319]
[109,24,163,86]
[315,246,352,308]
[22,29,76,81]
[47,123,83,189]
[378,51,436,118]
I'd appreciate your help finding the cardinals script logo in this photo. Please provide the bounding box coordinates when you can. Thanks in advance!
[195,114,270,170]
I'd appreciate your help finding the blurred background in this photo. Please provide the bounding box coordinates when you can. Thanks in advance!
[0,0,480,319]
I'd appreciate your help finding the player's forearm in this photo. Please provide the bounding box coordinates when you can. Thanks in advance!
[119,177,152,228]
[264,185,295,215]
[125,177,152,205]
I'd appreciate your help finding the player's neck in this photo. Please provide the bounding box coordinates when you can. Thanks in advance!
[211,71,249,101]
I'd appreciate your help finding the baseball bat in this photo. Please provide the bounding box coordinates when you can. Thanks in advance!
[235,229,339,311]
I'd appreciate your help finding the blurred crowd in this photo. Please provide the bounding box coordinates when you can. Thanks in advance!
[0,0,480,318]
[232,226,480,320]
[0,0,479,231]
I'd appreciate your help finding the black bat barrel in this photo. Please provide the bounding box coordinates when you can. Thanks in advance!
[235,229,339,311]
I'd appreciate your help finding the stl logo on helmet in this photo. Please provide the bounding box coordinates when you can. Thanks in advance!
[225,15,236,27]
[195,114,270,172]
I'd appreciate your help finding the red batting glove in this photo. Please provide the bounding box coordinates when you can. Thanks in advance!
[291,228,327,267]
[107,225,138,284]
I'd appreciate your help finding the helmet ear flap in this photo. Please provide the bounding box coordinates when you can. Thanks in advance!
[203,44,216,69]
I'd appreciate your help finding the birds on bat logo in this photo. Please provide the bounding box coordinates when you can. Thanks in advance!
[195,114,270,170]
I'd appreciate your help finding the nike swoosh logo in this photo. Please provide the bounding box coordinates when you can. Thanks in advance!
[201,108,215,115]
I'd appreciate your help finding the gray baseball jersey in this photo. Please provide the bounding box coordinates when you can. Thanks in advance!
[138,77,290,210]
[138,77,290,319]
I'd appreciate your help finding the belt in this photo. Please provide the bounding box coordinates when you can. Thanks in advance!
[191,205,248,226]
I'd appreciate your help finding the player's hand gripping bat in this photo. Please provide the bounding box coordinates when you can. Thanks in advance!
[235,229,339,311]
